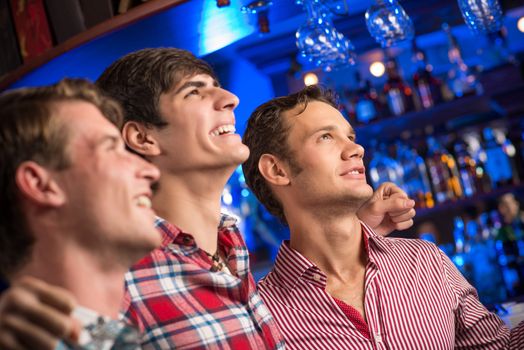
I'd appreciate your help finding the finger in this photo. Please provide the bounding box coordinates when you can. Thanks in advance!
[376,182,409,199]
[16,277,76,314]
[67,317,82,344]
[374,196,415,214]
[3,286,74,339]
[2,314,59,350]
[0,329,24,350]
[394,219,414,231]
[389,209,417,221]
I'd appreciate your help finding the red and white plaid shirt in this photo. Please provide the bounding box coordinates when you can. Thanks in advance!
[258,222,511,349]
[122,215,284,350]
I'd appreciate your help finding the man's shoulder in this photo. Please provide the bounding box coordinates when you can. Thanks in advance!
[382,236,440,252]
[374,236,448,274]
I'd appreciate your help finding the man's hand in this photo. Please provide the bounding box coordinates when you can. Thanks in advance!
[357,182,416,236]
[0,276,79,350]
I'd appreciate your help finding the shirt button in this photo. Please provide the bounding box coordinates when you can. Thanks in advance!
[313,274,321,281]
[375,332,382,344]
[182,236,192,244]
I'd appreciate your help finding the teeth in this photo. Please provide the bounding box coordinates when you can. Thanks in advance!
[136,195,152,209]
[210,124,236,136]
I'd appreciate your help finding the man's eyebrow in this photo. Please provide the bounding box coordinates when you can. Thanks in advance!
[306,125,356,138]
[174,79,220,95]
[306,125,337,138]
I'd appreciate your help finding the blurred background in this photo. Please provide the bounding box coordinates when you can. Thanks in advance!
[1,0,524,313]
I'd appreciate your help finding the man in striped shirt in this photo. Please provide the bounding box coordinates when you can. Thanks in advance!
[242,85,519,349]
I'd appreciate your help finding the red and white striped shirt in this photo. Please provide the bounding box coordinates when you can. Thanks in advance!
[258,223,510,349]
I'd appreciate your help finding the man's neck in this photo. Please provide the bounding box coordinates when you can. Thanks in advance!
[288,209,366,280]
[15,243,128,319]
[288,209,368,319]
[153,168,232,254]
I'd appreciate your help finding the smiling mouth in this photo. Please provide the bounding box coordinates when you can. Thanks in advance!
[136,195,152,209]
[210,124,236,137]
[341,167,365,176]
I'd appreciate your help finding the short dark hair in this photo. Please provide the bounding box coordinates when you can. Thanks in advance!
[96,48,217,128]
[0,78,123,278]
[242,85,338,224]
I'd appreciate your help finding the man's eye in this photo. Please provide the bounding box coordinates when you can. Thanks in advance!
[185,89,200,97]
[348,135,356,142]
[320,133,332,140]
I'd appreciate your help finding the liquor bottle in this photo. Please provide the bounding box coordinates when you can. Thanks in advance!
[451,216,472,281]
[495,220,524,297]
[486,26,518,65]
[368,142,405,190]
[353,71,379,124]
[453,138,491,197]
[468,215,507,304]
[442,23,482,98]
[483,127,519,188]
[425,136,463,203]
[338,87,357,125]
[411,39,444,109]
[396,142,434,208]
[383,53,416,116]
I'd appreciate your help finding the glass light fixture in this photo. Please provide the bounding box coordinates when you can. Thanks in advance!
[457,0,503,34]
[365,0,414,48]
[295,0,356,71]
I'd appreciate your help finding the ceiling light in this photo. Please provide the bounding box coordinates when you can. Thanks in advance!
[369,61,385,77]
[518,17,524,33]
[304,72,319,86]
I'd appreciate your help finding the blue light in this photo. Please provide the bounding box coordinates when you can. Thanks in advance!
[453,255,465,267]
[241,189,250,197]
[199,0,254,55]
[222,191,233,205]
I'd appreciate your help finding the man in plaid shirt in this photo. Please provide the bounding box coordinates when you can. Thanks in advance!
[0,48,415,349]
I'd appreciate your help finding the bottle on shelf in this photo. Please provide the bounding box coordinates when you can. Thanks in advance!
[338,87,357,125]
[482,127,520,189]
[495,214,524,298]
[442,23,482,98]
[353,71,380,125]
[411,39,444,109]
[468,214,507,304]
[451,216,472,281]
[382,52,417,116]
[368,142,405,191]
[486,26,518,66]
[425,136,463,203]
[395,141,434,208]
[507,120,524,181]
[453,137,490,197]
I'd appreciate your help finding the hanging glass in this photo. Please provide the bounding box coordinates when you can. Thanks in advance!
[365,0,414,48]
[457,0,503,34]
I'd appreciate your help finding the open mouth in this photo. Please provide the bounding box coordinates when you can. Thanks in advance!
[341,167,365,176]
[210,124,236,137]
[136,195,152,209]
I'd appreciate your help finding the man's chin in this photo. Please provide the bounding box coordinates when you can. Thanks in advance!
[344,187,374,208]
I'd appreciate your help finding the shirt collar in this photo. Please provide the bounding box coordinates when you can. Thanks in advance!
[155,213,238,247]
[272,221,394,289]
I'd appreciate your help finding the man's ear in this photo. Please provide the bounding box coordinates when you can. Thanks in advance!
[122,121,160,157]
[15,161,65,207]
[258,154,291,187]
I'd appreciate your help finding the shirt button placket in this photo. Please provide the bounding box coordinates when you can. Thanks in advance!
[374,331,382,344]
